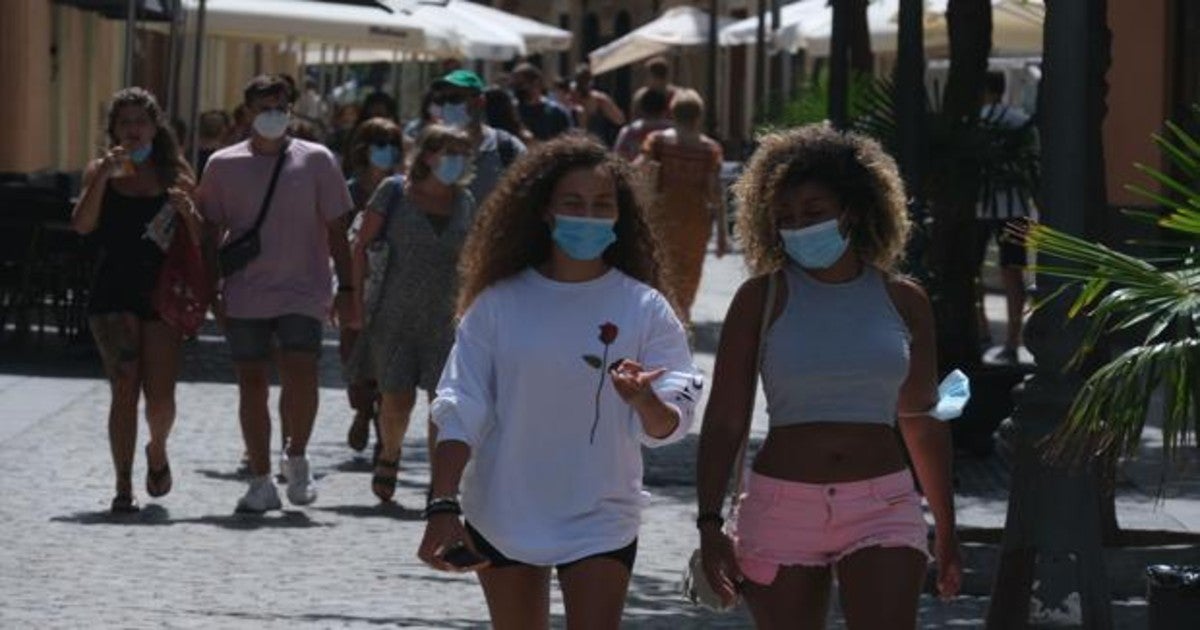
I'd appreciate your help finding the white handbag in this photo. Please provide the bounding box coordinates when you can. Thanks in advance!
[681,271,777,611]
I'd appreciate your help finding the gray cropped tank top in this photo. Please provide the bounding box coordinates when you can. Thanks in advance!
[761,265,912,427]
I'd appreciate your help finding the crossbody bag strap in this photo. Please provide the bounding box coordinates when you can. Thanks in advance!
[249,141,289,234]
[728,270,778,510]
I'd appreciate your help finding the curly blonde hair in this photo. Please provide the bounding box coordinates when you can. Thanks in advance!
[733,124,910,276]
[456,134,670,317]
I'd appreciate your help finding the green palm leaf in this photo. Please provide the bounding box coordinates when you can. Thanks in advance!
[1020,108,1200,467]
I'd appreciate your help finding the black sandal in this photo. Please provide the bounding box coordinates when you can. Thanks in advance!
[347,410,371,452]
[145,445,173,498]
[371,458,399,503]
[111,494,140,514]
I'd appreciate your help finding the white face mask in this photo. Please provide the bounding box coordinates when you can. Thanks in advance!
[252,110,290,140]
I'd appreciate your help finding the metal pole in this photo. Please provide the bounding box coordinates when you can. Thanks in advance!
[123,0,137,87]
[706,0,719,136]
[188,0,207,169]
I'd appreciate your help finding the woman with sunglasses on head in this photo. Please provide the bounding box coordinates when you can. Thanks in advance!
[70,87,201,513]
[339,117,405,455]
[696,125,962,628]
[417,135,700,629]
[349,124,475,503]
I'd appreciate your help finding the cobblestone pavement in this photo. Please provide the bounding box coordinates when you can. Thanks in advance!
[0,252,1178,628]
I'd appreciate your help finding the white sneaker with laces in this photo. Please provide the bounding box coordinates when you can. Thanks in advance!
[283,455,317,506]
[236,475,282,513]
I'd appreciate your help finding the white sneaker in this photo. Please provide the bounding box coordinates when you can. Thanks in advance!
[236,475,282,513]
[277,450,288,482]
[282,455,317,506]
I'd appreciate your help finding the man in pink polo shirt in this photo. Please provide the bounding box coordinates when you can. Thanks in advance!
[198,75,354,513]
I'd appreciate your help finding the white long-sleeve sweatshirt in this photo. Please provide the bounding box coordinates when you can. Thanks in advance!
[432,268,701,565]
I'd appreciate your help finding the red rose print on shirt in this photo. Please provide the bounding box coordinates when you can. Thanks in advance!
[582,322,619,443]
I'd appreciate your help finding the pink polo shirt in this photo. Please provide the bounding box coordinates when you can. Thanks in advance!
[197,138,352,320]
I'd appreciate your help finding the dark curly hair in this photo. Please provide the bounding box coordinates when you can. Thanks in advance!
[733,124,909,276]
[105,87,194,190]
[456,134,670,317]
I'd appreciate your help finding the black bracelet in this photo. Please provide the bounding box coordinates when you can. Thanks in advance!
[422,498,462,520]
[696,512,725,530]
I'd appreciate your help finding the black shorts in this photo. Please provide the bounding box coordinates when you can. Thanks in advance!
[464,521,638,573]
[975,219,1027,269]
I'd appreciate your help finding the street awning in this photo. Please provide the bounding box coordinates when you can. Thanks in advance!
[588,6,732,76]
[443,0,571,54]
[179,0,450,52]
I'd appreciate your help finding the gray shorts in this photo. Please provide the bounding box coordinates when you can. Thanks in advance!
[225,314,323,362]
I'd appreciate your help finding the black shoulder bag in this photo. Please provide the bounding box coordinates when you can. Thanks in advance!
[218,143,288,278]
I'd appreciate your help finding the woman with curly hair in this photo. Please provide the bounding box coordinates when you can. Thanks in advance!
[70,87,200,513]
[695,125,962,627]
[339,117,404,454]
[350,124,474,502]
[417,135,701,628]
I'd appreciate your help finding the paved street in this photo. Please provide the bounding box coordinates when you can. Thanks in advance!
[0,252,1190,628]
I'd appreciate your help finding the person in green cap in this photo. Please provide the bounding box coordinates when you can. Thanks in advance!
[431,69,527,211]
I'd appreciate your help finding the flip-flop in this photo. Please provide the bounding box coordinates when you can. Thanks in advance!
[145,445,173,498]
[371,458,400,503]
[111,494,140,514]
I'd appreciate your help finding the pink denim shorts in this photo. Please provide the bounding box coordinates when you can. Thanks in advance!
[730,469,931,585]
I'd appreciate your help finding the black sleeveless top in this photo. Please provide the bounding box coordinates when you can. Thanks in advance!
[87,185,169,318]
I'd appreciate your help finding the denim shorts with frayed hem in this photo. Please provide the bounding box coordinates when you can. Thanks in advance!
[225,314,323,362]
[730,469,931,585]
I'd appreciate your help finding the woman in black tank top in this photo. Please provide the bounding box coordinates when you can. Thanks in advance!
[70,87,199,514]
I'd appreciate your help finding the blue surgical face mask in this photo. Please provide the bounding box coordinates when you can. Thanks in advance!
[433,153,467,185]
[439,102,471,129]
[931,369,971,421]
[551,215,618,261]
[780,218,850,269]
[129,144,153,164]
[369,144,398,170]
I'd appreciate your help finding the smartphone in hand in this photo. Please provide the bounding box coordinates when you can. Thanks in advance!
[439,542,488,569]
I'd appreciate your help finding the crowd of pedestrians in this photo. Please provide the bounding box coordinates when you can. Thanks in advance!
[70,58,963,628]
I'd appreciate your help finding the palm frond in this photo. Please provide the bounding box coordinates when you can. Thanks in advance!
[1024,107,1200,467]
[1046,339,1200,465]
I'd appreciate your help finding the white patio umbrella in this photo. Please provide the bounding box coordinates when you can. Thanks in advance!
[444,0,571,54]
[179,0,450,51]
[396,0,526,61]
[802,0,1044,57]
[919,0,1044,57]
[795,0,900,57]
[588,6,732,76]
[719,0,829,54]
